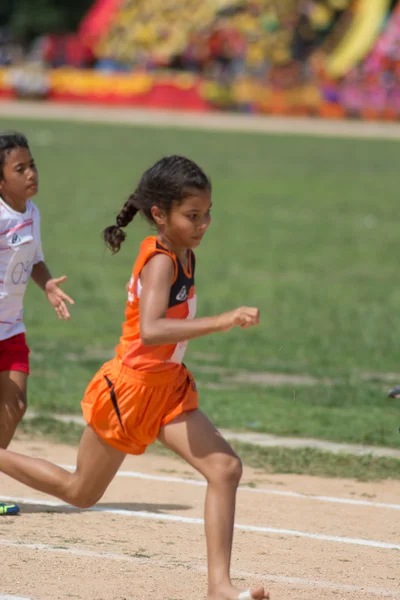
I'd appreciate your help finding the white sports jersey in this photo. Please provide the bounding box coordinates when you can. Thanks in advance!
[0,197,44,340]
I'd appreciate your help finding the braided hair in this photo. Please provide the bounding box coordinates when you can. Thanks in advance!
[103,155,211,254]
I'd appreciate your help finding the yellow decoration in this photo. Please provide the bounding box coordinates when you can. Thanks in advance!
[272,46,291,64]
[328,0,349,9]
[326,0,391,78]
[49,69,154,96]
[0,68,11,90]
[309,5,332,29]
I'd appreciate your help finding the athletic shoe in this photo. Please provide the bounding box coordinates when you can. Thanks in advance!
[0,501,20,515]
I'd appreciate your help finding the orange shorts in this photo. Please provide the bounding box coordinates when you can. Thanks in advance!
[81,358,198,454]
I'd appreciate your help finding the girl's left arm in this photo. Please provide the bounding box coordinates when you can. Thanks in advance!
[31,261,74,320]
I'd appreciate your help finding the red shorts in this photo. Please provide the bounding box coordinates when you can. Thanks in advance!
[0,333,30,374]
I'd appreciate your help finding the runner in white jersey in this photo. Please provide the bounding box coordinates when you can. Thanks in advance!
[0,198,44,340]
[0,132,74,515]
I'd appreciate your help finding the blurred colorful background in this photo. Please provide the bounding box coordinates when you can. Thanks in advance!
[1,0,400,120]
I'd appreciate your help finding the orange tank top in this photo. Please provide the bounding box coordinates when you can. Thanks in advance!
[115,236,196,373]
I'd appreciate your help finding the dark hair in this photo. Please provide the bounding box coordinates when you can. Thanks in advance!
[103,155,211,254]
[0,132,29,179]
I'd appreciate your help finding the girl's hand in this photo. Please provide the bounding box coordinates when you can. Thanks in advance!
[217,307,260,332]
[45,276,74,320]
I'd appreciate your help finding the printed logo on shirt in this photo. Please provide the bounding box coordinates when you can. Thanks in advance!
[11,260,33,285]
[11,233,21,245]
[176,285,188,302]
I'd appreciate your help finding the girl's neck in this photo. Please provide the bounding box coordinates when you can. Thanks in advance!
[1,193,27,214]
[157,234,187,263]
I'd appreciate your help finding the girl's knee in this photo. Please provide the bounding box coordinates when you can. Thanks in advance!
[7,391,27,420]
[208,454,243,486]
[0,395,27,444]
[3,392,27,420]
[69,489,104,509]
[66,479,105,509]
[16,396,27,420]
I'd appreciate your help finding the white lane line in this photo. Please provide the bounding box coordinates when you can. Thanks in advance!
[2,495,400,551]
[0,597,33,600]
[58,465,400,511]
[0,539,398,597]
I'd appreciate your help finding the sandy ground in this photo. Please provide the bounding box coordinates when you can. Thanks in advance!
[1,436,400,600]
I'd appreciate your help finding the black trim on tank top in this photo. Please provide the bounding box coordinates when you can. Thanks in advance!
[169,253,195,308]
[154,242,196,308]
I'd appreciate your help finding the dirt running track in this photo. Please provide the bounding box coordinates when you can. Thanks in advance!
[0,436,399,600]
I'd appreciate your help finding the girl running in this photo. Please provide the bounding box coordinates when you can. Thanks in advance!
[0,155,268,600]
[0,132,74,515]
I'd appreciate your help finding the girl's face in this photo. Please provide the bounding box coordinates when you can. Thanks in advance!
[0,147,38,203]
[157,189,212,250]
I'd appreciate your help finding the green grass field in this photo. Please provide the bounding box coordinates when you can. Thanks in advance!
[2,115,400,449]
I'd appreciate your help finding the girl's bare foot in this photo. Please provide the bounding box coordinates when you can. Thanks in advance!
[207,584,270,599]
[388,385,400,398]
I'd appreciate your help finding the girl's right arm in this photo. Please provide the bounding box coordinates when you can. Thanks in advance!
[139,253,259,346]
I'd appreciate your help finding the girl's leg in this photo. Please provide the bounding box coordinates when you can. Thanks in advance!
[0,425,126,508]
[0,371,28,448]
[158,409,269,600]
